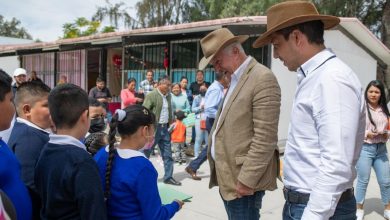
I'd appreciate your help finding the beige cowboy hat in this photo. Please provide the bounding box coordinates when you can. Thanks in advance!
[198,28,248,70]
[252,1,340,48]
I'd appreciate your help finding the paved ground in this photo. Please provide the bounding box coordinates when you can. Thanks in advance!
[150,145,389,220]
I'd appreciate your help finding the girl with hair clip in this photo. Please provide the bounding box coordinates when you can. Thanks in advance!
[94,105,184,219]
[356,80,390,220]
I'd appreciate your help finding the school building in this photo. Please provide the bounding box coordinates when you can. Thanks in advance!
[0,16,389,149]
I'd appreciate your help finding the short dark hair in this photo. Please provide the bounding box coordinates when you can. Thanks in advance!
[88,97,104,108]
[175,110,186,121]
[146,69,154,75]
[49,84,89,129]
[96,77,105,83]
[15,81,51,115]
[127,77,136,84]
[180,76,188,82]
[0,69,12,101]
[277,20,324,45]
[215,71,224,81]
[196,70,204,75]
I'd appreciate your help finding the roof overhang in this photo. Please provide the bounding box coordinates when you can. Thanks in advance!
[339,17,390,68]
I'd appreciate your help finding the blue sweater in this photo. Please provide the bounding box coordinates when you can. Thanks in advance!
[8,121,49,190]
[0,139,32,220]
[94,147,180,219]
[171,93,190,114]
[34,136,107,220]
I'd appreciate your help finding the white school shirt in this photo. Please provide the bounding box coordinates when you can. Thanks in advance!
[283,49,366,220]
[157,88,169,124]
[211,56,252,159]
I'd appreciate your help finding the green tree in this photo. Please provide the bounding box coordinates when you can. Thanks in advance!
[62,17,115,39]
[93,0,137,29]
[0,15,32,39]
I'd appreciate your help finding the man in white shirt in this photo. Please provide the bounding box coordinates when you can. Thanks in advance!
[253,1,366,220]
[200,28,281,220]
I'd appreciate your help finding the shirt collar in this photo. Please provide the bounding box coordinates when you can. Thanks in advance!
[368,103,383,112]
[49,134,86,151]
[157,88,168,97]
[17,117,50,134]
[298,49,335,77]
[231,56,252,81]
[104,145,146,159]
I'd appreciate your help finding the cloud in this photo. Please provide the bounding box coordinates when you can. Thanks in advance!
[0,0,138,41]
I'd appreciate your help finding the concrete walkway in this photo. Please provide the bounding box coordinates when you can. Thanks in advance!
[150,151,388,220]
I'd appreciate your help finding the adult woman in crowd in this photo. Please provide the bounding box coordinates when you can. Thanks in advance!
[356,80,390,220]
[121,78,143,109]
[179,76,193,106]
[171,83,190,114]
[191,85,208,158]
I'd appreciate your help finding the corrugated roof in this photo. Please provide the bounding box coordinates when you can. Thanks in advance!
[0,16,388,66]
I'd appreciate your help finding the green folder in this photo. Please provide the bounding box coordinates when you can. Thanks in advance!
[157,183,193,204]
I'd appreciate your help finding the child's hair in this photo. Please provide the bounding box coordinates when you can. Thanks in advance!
[14,81,51,115]
[175,110,186,121]
[85,132,108,156]
[104,105,155,198]
[0,69,12,101]
[48,84,89,129]
[88,97,104,108]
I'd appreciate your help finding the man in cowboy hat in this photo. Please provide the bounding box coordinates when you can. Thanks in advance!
[253,1,365,219]
[200,27,281,219]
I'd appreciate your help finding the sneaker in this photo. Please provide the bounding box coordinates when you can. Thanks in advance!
[356,209,364,220]
[384,209,390,220]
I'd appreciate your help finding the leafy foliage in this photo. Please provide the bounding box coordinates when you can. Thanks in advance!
[93,0,138,29]
[0,15,32,39]
[62,17,115,39]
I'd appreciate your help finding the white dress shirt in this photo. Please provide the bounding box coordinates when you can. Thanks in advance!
[211,56,252,159]
[157,88,169,124]
[283,49,365,220]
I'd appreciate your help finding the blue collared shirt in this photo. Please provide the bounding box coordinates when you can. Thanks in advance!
[204,81,224,119]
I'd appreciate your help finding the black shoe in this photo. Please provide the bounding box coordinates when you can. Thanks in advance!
[163,177,182,186]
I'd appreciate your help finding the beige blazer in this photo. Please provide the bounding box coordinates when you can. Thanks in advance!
[208,58,281,201]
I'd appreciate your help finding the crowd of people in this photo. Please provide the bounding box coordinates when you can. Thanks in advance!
[0,1,389,220]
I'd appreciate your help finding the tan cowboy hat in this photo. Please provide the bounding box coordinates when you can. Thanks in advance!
[198,28,248,70]
[252,1,340,48]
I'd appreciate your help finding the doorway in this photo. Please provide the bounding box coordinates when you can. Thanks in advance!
[87,49,101,92]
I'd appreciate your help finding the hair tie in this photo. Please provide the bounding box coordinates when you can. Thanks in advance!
[115,109,126,122]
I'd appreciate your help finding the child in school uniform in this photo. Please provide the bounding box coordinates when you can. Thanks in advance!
[94,105,184,219]
[8,81,51,220]
[169,110,187,164]
[34,83,106,220]
[0,70,32,220]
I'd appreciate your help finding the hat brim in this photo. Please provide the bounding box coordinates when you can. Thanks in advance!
[252,15,340,48]
[199,35,249,70]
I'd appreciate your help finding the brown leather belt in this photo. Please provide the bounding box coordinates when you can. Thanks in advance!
[283,187,354,204]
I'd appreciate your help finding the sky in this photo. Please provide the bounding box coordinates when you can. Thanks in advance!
[0,0,139,42]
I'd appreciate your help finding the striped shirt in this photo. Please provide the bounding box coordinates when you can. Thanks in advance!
[365,104,389,144]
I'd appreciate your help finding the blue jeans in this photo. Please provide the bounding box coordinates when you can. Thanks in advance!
[145,124,173,181]
[283,195,356,220]
[188,145,207,172]
[194,118,208,158]
[222,191,265,220]
[356,143,390,205]
[187,117,214,172]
